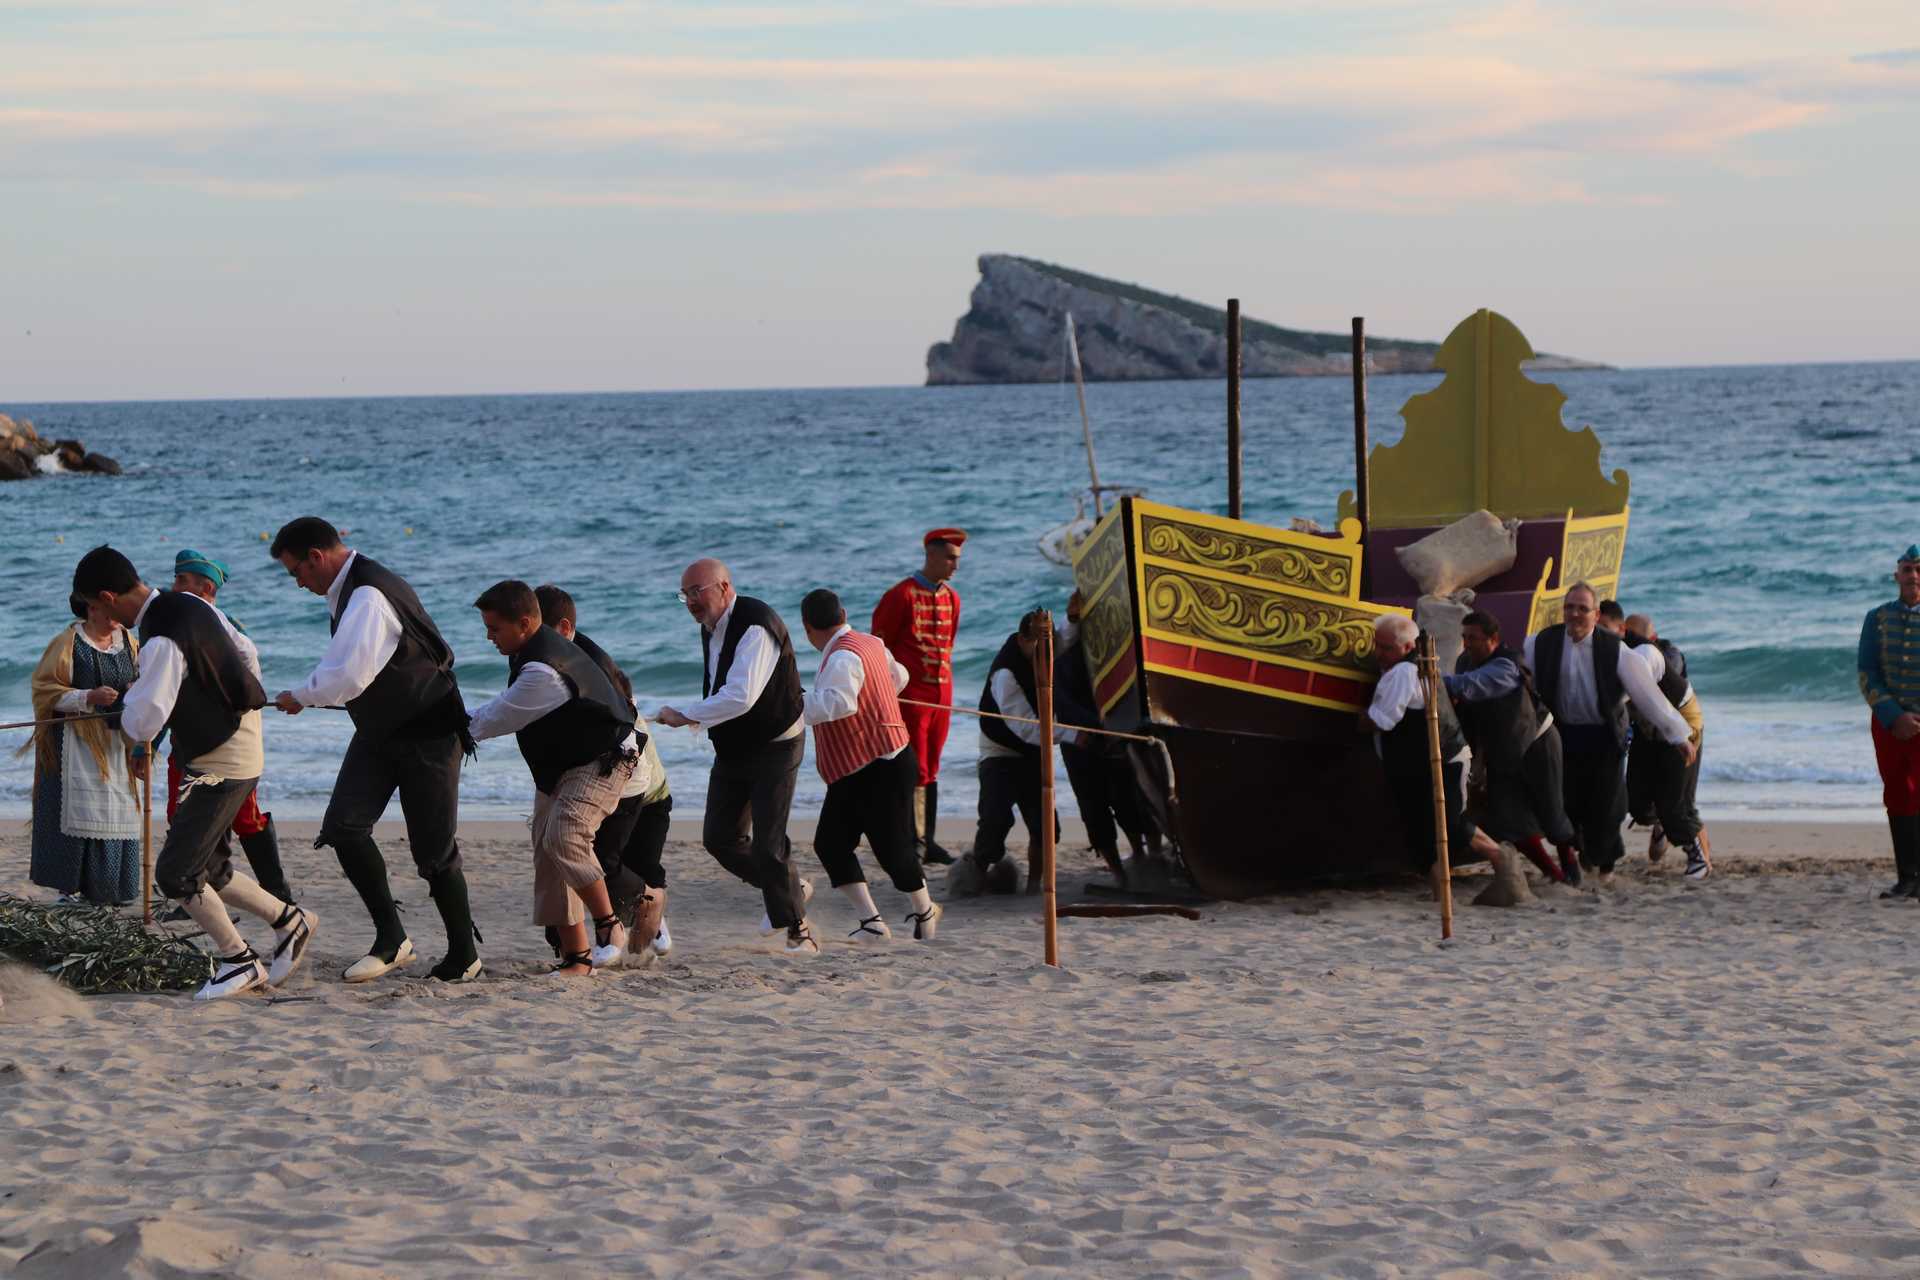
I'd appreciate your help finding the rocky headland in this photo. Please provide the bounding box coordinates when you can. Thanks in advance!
[926,255,1607,385]
[0,413,121,481]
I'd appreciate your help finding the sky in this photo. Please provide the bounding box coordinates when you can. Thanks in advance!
[3,0,1917,400]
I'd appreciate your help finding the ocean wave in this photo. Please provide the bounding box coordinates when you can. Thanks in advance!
[1693,644,1859,701]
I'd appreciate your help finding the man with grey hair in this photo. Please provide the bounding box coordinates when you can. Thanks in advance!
[657,559,817,954]
[1525,583,1696,882]
[1365,614,1507,897]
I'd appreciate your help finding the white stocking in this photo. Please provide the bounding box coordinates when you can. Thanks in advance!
[838,881,879,919]
[217,873,287,925]
[907,887,934,916]
[181,886,247,956]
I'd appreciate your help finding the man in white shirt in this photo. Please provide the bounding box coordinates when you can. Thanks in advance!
[467,580,639,977]
[1364,614,1507,900]
[953,610,1072,897]
[74,545,317,1000]
[656,559,817,954]
[798,589,942,942]
[268,517,480,984]
[1622,613,1711,879]
[1524,582,1697,882]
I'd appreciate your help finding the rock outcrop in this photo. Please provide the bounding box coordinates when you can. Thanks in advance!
[926,255,1607,385]
[0,413,121,480]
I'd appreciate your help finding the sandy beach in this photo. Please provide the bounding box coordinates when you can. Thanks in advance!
[5,816,1920,1277]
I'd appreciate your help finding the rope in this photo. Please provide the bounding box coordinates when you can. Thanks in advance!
[897,696,1160,746]
[0,711,118,733]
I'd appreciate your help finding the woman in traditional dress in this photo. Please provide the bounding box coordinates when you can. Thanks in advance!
[23,592,143,904]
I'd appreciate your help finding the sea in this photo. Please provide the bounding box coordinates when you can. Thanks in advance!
[3,361,1916,825]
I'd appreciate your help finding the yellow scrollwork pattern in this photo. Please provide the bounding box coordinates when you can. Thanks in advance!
[1140,515,1354,598]
[1143,564,1378,672]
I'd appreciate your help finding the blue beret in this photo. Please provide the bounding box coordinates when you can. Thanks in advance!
[175,549,229,588]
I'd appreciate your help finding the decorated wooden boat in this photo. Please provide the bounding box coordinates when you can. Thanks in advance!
[1070,309,1630,897]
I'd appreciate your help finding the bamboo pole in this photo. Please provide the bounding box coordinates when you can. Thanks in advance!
[1036,612,1060,967]
[140,744,154,925]
[1417,635,1453,940]
[1352,316,1371,598]
[1226,298,1242,520]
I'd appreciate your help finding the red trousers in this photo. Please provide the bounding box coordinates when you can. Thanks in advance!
[1872,717,1920,817]
[167,755,270,837]
[900,681,952,786]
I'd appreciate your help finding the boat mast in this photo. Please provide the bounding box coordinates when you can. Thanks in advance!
[1065,312,1105,517]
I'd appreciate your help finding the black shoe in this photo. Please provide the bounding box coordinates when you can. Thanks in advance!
[921,842,956,866]
[1887,878,1920,900]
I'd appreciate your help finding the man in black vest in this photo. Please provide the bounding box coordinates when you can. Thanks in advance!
[953,610,1069,896]
[268,517,481,983]
[1365,614,1506,899]
[1524,582,1696,881]
[468,581,640,976]
[534,583,675,965]
[75,546,318,1000]
[1623,613,1712,880]
[657,558,817,954]
[1444,609,1577,885]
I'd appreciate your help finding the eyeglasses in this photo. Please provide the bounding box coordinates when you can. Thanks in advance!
[676,581,726,605]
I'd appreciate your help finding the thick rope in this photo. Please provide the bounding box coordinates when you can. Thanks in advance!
[0,711,118,733]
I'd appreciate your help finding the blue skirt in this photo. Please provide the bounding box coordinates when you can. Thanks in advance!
[30,760,142,905]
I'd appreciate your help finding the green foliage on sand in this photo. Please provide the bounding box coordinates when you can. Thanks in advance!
[0,895,210,995]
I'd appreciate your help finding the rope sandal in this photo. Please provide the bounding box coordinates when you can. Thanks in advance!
[552,949,594,974]
[849,914,888,940]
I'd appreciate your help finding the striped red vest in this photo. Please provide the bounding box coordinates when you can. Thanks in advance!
[812,630,911,784]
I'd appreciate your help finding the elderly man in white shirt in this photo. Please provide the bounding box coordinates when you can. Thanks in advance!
[268,516,481,984]
[1524,582,1696,883]
[657,559,817,954]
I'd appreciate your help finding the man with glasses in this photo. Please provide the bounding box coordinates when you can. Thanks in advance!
[657,560,817,954]
[1524,582,1696,883]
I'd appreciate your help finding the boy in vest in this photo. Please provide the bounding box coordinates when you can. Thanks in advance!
[75,546,318,1000]
[872,529,965,866]
[1524,582,1695,882]
[534,584,675,964]
[954,610,1072,896]
[468,580,640,976]
[1859,545,1920,898]
[1623,613,1711,880]
[270,516,481,984]
[167,548,296,906]
[1365,614,1508,899]
[799,589,943,941]
[657,558,818,956]
[1444,609,1576,885]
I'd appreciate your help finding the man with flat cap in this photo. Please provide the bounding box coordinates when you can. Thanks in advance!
[1859,544,1920,898]
[657,559,818,954]
[872,528,965,865]
[166,548,296,906]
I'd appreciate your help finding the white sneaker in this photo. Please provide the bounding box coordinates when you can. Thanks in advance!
[1684,842,1711,881]
[650,920,673,958]
[849,913,892,942]
[590,919,628,969]
[783,921,820,955]
[266,907,318,987]
[343,938,415,983]
[905,902,943,941]
[196,950,268,1001]
[758,878,813,934]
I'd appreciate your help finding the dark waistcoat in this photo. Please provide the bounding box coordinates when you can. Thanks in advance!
[330,555,466,742]
[1451,644,1543,773]
[701,596,803,757]
[137,591,267,762]
[980,633,1041,758]
[1532,624,1629,750]
[508,626,634,794]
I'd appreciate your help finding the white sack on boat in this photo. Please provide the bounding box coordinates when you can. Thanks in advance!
[1395,510,1519,596]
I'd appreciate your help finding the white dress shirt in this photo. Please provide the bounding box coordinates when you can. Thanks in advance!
[1523,630,1692,746]
[978,666,1075,760]
[292,550,402,707]
[1367,660,1469,763]
[683,598,803,741]
[468,662,638,752]
[804,624,911,758]
[120,591,265,777]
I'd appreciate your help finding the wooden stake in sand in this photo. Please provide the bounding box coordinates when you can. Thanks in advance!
[1226,298,1242,520]
[1417,634,1454,940]
[140,744,154,926]
[1036,611,1060,967]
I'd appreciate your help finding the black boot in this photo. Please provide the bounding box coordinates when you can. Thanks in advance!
[426,868,482,981]
[239,816,296,905]
[1886,814,1920,899]
[921,780,955,865]
[331,834,406,956]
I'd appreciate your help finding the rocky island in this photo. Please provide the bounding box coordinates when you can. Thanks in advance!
[0,412,121,481]
[926,255,1607,385]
